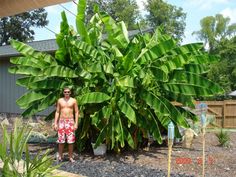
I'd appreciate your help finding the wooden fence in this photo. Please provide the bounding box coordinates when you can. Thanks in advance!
[195,101,236,128]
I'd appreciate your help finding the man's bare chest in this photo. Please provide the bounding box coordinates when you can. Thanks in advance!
[60,99,74,108]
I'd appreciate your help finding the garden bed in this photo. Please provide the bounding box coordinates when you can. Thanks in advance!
[27,131,236,177]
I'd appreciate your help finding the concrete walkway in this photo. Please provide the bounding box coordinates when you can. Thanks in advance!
[0,160,86,177]
[52,169,86,177]
[207,128,236,132]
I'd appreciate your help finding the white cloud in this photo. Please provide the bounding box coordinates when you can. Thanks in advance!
[187,0,229,10]
[220,8,236,23]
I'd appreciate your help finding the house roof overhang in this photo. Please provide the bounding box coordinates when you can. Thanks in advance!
[0,0,72,17]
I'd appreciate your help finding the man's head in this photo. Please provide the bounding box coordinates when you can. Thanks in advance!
[63,87,71,97]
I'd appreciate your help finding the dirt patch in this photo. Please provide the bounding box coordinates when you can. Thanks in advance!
[116,131,236,177]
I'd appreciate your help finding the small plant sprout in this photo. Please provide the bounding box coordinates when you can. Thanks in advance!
[216,129,230,147]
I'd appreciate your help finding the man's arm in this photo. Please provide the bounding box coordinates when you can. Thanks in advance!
[54,100,60,131]
[74,99,79,130]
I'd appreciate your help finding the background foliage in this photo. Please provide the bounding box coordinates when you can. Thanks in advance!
[144,0,186,42]
[86,0,140,30]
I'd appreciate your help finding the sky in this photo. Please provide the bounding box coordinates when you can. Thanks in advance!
[33,0,236,44]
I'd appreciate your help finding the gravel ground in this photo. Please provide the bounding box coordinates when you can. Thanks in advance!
[53,131,236,177]
[58,157,194,177]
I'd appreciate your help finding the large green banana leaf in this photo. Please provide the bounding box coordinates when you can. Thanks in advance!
[76,0,91,44]
[148,110,162,144]
[43,66,78,78]
[140,90,188,128]
[16,76,47,88]
[8,66,42,76]
[71,40,99,58]
[10,40,56,64]
[79,92,110,105]
[137,38,176,64]
[149,66,168,82]
[28,79,69,89]
[116,76,134,88]
[99,12,129,49]
[16,91,47,109]
[184,64,208,74]
[170,70,223,93]
[170,43,203,56]
[10,57,52,68]
[118,99,136,124]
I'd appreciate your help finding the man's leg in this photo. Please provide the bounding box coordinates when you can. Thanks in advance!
[68,143,74,160]
[65,119,75,162]
[58,143,64,160]
[66,119,75,162]
[57,119,65,160]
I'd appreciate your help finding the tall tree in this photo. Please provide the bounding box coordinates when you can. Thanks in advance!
[0,9,48,46]
[193,14,236,52]
[207,36,236,94]
[144,0,186,42]
[193,14,236,94]
[86,0,140,30]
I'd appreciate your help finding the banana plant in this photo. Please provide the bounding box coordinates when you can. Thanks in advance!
[9,0,224,151]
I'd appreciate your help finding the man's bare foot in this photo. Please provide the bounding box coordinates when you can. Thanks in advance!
[58,156,63,162]
[69,158,75,163]
[56,153,63,162]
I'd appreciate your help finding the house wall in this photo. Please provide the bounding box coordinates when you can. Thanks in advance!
[0,58,53,116]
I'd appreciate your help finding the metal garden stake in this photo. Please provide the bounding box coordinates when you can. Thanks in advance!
[167,121,174,177]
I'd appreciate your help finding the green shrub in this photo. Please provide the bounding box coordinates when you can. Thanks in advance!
[215,129,230,147]
[27,131,47,143]
[0,118,59,177]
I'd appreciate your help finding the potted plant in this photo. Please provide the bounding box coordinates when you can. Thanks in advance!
[92,143,107,156]
[90,126,107,156]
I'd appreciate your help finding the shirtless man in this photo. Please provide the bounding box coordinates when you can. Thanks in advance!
[54,87,79,162]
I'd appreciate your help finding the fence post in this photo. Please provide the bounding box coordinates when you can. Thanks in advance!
[223,101,226,128]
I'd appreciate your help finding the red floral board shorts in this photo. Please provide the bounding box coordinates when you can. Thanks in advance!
[57,119,75,144]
